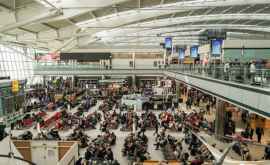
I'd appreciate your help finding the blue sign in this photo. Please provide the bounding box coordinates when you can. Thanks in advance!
[165,37,172,49]
[190,46,198,58]
[211,39,223,56]
[179,48,185,59]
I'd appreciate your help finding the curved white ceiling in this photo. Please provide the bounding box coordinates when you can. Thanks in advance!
[1,0,270,50]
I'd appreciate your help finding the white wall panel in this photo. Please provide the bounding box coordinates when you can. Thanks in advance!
[223,40,270,48]
[135,59,163,69]
[112,59,132,69]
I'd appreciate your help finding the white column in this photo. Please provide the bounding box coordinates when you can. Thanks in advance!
[163,49,166,68]
[133,105,137,134]
[215,99,226,139]
[132,75,136,88]
[132,52,136,69]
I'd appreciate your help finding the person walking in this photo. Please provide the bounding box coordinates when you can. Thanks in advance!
[154,121,160,135]
[249,127,254,140]
[256,127,264,143]
[224,62,230,80]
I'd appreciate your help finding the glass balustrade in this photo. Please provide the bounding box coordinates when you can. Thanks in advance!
[168,64,270,88]
[33,62,270,88]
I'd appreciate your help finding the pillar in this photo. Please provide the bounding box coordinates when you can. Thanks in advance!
[176,82,181,99]
[215,99,226,139]
[163,49,166,68]
[132,75,136,89]
[43,76,46,87]
[132,52,136,69]
[101,75,105,80]
[71,76,74,89]
[156,76,160,86]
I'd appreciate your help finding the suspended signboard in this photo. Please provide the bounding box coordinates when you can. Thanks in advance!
[211,39,223,56]
[190,46,199,58]
[165,37,172,49]
[12,80,19,93]
[179,48,185,60]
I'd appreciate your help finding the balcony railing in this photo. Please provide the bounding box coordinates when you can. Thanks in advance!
[168,64,270,88]
[33,62,270,88]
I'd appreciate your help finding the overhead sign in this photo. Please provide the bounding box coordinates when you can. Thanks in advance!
[190,46,198,58]
[179,48,185,60]
[165,37,172,49]
[12,80,19,93]
[211,39,223,56]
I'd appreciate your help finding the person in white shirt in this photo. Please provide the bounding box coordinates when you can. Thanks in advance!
[224,62,230,80]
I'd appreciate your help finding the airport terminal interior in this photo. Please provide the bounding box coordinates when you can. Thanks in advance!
[1,0,270,165]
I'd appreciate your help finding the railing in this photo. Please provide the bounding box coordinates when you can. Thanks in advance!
[33,62,164,70]
[33,62,270,88]
[168,64,270,88]
[33,62,104,70]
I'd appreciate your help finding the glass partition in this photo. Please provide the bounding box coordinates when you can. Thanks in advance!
[168,64,270,88]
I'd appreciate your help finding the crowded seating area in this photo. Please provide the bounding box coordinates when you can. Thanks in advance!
[5,82,270,164]
[122,132,150,163]
[2,75,270,165]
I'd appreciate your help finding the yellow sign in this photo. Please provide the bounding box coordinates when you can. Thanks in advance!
[12,80,19,93]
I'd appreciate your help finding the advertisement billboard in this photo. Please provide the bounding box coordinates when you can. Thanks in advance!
[165,37,172,49]
[211,39,223,56]
[179,48,185,59]
[190,46,198,58]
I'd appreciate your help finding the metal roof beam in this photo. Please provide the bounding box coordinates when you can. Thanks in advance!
[18,27,37,34]
[160,0,165,5]
[230,5,255,24]
[0,10,62,33]
[89,11,99,21]
[42,23,58,30]
[242,5,270,24]
[216,6,235,24]
[0,3,14,12]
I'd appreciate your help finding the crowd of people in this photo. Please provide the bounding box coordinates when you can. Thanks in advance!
[9,78,270,164]
[122,132,149,162]
[153,127,213,165]
[77,131,119,165]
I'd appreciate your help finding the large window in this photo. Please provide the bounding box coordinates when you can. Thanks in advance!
[0,44,35,82]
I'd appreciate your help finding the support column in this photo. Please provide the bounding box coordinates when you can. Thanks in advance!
[71,76,74,89]
[101,75,105,80]
[215,99,226,139]
[163,49,166,68]
[43,76,46,87]
[132,52,136,69]
[176,82,181,99]
[132,75,136,89]
[156,76,161,87]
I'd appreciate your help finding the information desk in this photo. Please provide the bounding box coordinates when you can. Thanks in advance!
[121,94,149,110]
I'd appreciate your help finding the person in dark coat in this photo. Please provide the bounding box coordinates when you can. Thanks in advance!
[256,127,264,143]
[264,143,270,160]
[106,148,114,160]
[249,128,254,140]
[154,121,159,135]
[75,157,83,165]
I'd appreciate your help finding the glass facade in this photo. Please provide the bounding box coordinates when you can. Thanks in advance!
[0,44,35,82]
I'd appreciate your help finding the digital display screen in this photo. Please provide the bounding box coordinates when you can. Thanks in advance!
[211,39,223,56]
[179,48,185,59]
[190,46,198,58]
[165,37,172,49]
